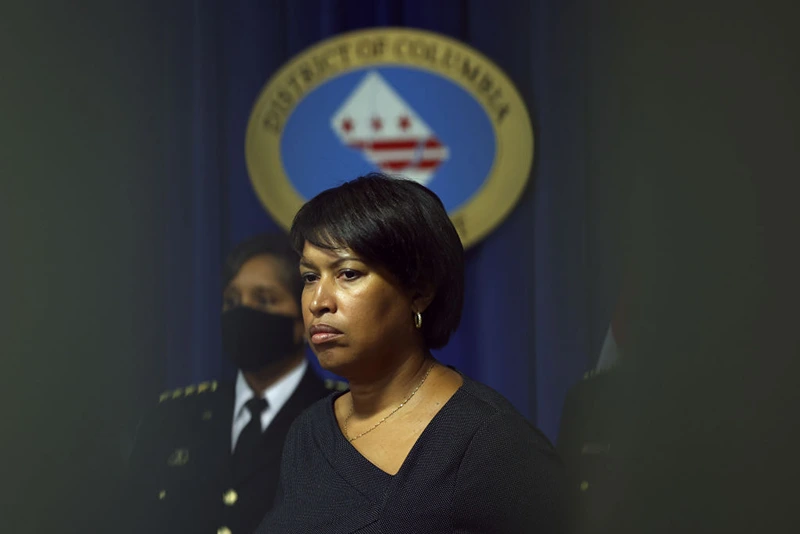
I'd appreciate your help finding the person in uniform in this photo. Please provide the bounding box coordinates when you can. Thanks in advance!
[557,362,625,534]
[124,233,345,534]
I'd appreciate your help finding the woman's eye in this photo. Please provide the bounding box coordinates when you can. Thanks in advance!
[222,296,239,310]
[340,269,360,281]
[301,272,318,284]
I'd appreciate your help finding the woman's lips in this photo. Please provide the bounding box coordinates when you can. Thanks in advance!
[308,324,343,344]
[310,332,342,344]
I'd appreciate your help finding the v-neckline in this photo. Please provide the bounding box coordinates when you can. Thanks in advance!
[323,378,468,492]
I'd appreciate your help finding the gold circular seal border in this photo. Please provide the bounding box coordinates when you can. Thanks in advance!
[245,27,534,249]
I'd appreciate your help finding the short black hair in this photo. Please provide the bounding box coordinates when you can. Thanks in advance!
[223,232,302,307]
[290,173,464,349]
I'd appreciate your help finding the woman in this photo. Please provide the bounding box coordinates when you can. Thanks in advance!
[257,174,565,533]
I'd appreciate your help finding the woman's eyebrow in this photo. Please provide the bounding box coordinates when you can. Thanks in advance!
[299,255,362,269]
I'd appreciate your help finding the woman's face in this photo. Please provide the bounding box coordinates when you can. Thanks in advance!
[299,242,418,376]
[223,254,304,344]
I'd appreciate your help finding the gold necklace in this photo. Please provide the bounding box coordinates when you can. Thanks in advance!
[344,362,435,443]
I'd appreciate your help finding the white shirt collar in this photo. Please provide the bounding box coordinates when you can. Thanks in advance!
[231,359,308,451]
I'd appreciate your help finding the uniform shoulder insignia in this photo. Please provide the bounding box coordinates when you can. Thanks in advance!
[158,380,219,403]
[582,361,621,381]
[324,378,349,392]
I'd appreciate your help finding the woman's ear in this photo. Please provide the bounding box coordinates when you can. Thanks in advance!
[411,285,435,315]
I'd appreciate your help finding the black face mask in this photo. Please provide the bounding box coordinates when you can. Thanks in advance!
[221,307,302,372]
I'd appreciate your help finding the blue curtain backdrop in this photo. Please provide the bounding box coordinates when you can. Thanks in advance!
[160,0,606,441]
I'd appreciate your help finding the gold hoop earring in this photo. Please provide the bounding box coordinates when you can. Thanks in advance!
[413,311,422,329]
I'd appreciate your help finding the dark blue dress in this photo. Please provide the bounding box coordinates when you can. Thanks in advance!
[256,375,566,533]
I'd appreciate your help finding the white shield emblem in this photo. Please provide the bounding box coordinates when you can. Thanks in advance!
[330,71,450,186]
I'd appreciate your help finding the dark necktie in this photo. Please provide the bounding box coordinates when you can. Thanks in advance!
[233,397,268,476]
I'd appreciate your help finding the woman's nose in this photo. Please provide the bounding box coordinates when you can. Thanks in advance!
[308,277,335,316]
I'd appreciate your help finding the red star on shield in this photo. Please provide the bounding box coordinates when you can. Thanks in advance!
[371,116,382,132]
[341,118,353,133]
[398,116,411,131]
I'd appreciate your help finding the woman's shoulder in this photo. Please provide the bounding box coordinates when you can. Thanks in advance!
[453,376,557,452]
[456,376,530,421]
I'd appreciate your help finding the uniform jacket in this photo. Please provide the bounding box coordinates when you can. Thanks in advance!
[125,369,340,534]
[557,364,625,534]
